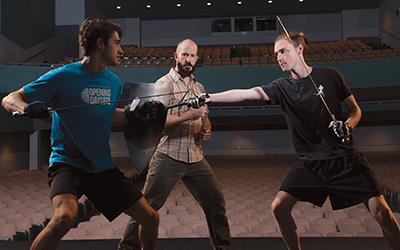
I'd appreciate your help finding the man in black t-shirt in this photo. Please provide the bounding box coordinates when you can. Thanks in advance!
[208,31,400,250]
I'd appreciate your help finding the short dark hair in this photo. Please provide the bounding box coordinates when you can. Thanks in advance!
[78,18,123,56]
[275,31,310,53]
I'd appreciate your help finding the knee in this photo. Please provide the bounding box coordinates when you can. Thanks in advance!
[271,199,290,219]
[370,205,392,225]
[51,211,77,230]
[147,210,159,228]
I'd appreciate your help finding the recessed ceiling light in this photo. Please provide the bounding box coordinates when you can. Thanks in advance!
[177,3,182,7]
[299,0,303,2]
[207,2,212,6]
[146,4,151,8]
[268,0,272,3]
[116,5,122,10]
[237,1,242,4]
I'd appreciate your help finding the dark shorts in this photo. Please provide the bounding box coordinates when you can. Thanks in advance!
[280,152,382,210]
[48,163,143,221]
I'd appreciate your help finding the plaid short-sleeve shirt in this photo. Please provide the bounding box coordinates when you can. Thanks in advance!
[155,68,207,163]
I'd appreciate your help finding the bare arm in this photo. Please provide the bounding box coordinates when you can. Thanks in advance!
[209,86,269,103]
[342,94,361,129]
[112,108,126,127]
[1,88,31,113]
[201,113,212,141]
[164,106,207,128]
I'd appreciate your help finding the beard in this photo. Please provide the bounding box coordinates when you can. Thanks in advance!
[177,61,196,77]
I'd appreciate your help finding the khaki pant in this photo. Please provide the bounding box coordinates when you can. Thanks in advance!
[118,152,231,250]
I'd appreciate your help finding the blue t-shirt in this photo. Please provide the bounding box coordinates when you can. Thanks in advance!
[23,62,122,173]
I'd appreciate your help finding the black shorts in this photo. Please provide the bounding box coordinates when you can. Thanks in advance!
[48,163,143,221]
[280,152,382,210]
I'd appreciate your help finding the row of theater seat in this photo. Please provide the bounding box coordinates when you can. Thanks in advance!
[59,36,398,67]
[60,47,400,68]
[1,152,399,241]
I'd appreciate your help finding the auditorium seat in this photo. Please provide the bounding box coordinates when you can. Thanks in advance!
[0,223,17,241]
[8,217,32,240]
[179,214,201,225]
[194,225,209,237]
[356,232,383,237]
[237,208,258,218]
[3,213,23,222]
[227,213,248,225]
[18,208,37,217]
[78,234,106,240]
[63,228,88,240]
[26,212,46,227]
[77,221,102,233]
[339,225,368,236]
[236,218,260,229]
[89,227,115,239]
[230,225,249,237]
[103,221,127,233]
[183,219,207,230]
[294,218,311,232]
[310,225,337,236]
[325,232,353,237]
[337,218,362,231]
[250,225,277,236]
[159,220,181,233]
[168,225,194,238]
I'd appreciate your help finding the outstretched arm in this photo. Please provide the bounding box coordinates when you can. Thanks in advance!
[2,88,31,113]
[209,87,270,103]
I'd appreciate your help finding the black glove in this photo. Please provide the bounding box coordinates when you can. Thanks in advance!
[24,101,49,119]
[328,120,352,142]
[125,100,166,135]
[187,93,211,108]
[137,100,163,120]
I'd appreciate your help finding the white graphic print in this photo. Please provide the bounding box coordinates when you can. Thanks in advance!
[81,88,111,105]
[314,85,325,98]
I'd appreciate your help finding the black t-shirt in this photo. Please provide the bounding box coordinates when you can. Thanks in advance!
[261,66,359,160]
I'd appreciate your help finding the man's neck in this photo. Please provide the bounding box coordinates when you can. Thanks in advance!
[81,56,105,73]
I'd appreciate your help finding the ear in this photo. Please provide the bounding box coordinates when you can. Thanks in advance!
[297,44,304,55]
[173,52,178,61]
[96,38,105,51]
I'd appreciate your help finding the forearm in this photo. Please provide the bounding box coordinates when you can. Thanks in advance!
[1,89,30,113]
[209,89,249,103]
[112,108,126,127]
[209,87,269,103]
[342,95,362,129]
[201,115,212,131]
[345,107,361,130]
[164,112,191,128]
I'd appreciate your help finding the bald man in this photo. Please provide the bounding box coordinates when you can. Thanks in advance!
[118,39,231,250]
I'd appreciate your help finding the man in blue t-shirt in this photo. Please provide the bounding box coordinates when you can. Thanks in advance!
[2,18,159,250]
[208,31,400,250]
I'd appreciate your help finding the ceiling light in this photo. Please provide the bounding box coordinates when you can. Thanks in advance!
[299,0,303,2]
[177,3,181,7]
[237,1,242,4]
[116,5,122,9]
[207,2,212,6]
[146,4,151,8]
[268,0,272,3]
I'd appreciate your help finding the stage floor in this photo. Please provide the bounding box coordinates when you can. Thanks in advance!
[0,237,392,250]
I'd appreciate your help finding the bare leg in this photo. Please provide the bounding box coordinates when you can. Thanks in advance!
[271,191,301,250]
[364,195,400,250]
[30,193,78,250]
[124,197,159,250]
